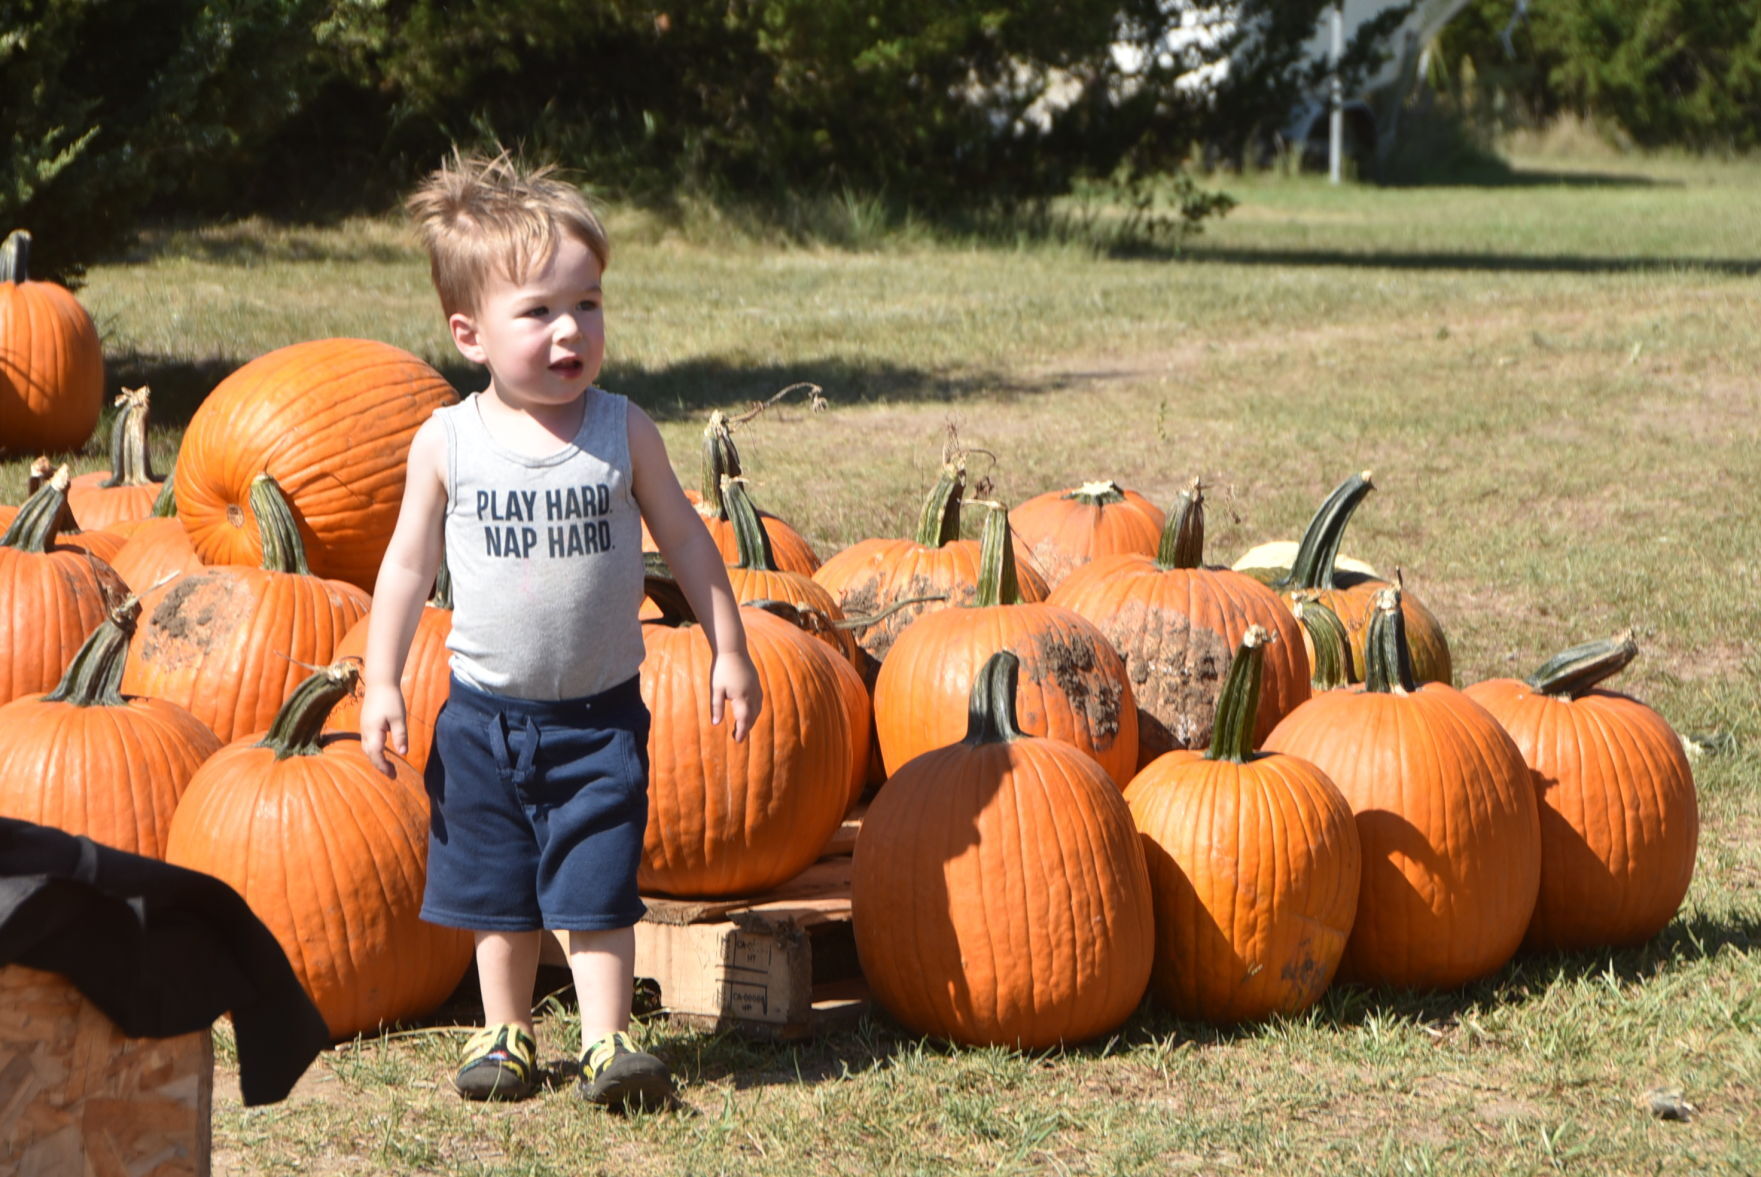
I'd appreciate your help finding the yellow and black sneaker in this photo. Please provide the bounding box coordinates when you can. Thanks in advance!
[578,1030,672,1110]
[454,1023,539,1101]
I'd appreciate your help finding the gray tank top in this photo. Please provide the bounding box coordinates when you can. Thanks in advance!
[437,390,647,700]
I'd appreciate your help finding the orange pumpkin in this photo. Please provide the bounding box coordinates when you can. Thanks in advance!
[323,562,456,775]
[813,461,1049,682]
[874,502,1139,786]
[173,338,457,592]
[638,575,852,897]
[1463,634,1698,952]
[122,474,370,744]
[1125,626,1360,1023]
[1008,479,1164,590]
[1264,589,1540,990]
[1049,478,1309,768]
[67,386,166,531]
[853,650,1154,1048]
[165,661,474,1039]
[0,230,104,454]
[0,596,221,858]
[1,465,128,704]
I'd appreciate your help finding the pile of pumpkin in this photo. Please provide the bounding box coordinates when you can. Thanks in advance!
[1,248,1698,1049]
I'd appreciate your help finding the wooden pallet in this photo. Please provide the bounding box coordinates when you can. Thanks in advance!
[545,811,868,1039]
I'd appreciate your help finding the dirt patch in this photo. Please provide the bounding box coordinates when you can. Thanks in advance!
[1024,625,1126,743]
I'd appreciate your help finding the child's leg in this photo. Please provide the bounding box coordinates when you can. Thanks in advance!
[566,925,635,1042]
[476,929,544,1033]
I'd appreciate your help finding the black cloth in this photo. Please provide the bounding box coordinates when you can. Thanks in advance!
[0,817,331,1106]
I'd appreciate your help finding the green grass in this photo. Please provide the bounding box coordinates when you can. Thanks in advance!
[8,146,1760,1175]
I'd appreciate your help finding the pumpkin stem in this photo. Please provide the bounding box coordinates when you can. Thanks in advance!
[962,649,1027,746]
[1362,587,1419,695]
[44,596,143,707]
[1206,626,1269,763]
[100,386,160,489]
[1067,479,1127,507]
[430,555,454,610]
[723,475,779,571]
[1155,477,1206,570]
[1284,471,1375,592]
[257,661,361,760]
[835,592,948,631]
[0,229,29,283]
[1,464,75,553]
[971,500,1024,608]
[699,411,741,519]
[151,466,179,517]
[249,473,312,575]
[1526,631,1638,698]
[910,461,967,548]
[1294,594,1356,689]
[642,553,696,626]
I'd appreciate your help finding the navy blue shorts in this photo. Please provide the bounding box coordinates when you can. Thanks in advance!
[421,674,650,933]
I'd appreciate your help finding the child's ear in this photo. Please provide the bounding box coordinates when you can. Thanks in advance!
[449,311,487,364]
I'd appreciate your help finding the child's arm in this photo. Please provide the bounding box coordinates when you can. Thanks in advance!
[359,418,449,776]
[628,405,761,741]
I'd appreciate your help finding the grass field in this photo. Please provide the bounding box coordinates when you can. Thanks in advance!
[6,143,1759,1175]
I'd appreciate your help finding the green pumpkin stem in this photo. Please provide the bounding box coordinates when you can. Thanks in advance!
[963,649,1027,746]
[151,467,179,517]
[911,462,967,548]
[44,597,143,707]
[1526,632,1638,698]
[0,230,29,283]
[1362,587,1419,694]
[1284,471,1375,592]
[101,386,160,489]
[249,473,312,575]
[699,411,741,519]
[1,464,74,552]
[1155,478,1206,570]
[642,553,696,625]
[723,475,778,571]
[972,501,1024,608]
[430,555,454,609]
[1295,595,1355,689]
[1205,626,1269,763]
[258,662,360,760]
[1067,480,1127,507]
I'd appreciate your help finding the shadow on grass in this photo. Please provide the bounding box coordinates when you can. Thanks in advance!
[1159,245,1761,277]
[100,348,1005,434]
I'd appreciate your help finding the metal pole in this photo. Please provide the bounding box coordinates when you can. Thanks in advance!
[1329,3,1345,184]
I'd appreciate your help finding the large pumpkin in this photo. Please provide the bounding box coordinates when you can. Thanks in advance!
[1264,589,1540,990]
[1049,478,1309,768]
[854,650,1154,1048]
[1463,634,1698,952]
[1125,626,1360,1023]
[639,574,852,897]
[1,465,128,704]
[813,461,1049,682]
[0,596,221,859]
[874,502,1138,786]
[122,474,370,743]
[1008,480,1164,590]
[173,337,457,592]
[165,661,474,1040]
[0,230,104,454]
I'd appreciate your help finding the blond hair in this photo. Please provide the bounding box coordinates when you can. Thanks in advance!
[405,151,610,317]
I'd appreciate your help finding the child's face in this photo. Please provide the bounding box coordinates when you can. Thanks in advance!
[449,233,605,409]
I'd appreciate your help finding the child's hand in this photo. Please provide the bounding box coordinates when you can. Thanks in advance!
[358,683,410,777]
[710,651,762,742]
